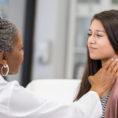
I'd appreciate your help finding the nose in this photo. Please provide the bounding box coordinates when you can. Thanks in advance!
[88,35,96,44]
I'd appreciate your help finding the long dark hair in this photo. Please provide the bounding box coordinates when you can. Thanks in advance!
[74,10,118,101]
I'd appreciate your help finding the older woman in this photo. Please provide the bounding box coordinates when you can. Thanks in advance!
[0,17,117,118]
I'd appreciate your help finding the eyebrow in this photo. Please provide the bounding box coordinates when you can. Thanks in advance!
[89,29,105,33]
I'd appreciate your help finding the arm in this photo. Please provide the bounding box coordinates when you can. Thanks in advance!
[89,59,118,98]
[8,81,101,118]
[8,59,118,118]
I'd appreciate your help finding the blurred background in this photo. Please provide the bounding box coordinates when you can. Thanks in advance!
[0,0,118,86]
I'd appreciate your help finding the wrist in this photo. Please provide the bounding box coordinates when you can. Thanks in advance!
[90,87,103,98]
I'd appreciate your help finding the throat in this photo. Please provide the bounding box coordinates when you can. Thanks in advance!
[101,59,108,67]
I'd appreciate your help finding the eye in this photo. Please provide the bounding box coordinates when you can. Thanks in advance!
[88,33,91,36]
[96,34,103,38]
[20,47,24,51]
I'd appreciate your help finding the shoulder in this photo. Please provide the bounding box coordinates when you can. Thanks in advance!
[0,78,22,109]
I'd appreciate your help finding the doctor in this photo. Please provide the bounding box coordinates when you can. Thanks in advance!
[0,18,117,118]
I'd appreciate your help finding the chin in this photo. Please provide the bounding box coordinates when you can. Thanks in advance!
[90,56,112,61]
[90,56,101,60]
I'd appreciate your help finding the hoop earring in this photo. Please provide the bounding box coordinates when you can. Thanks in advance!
[1,64,9,77]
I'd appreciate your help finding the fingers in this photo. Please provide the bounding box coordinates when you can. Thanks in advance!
[104,58,118,71]
[103,58,113,70]
[111,63,118,75]
[112,62,118,78]
[103,58,118,78]
[108,60,118,73]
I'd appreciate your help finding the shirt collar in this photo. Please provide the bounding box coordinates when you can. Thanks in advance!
[0,75,8,83]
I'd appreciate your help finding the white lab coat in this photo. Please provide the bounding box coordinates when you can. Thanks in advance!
[0,75,102,118]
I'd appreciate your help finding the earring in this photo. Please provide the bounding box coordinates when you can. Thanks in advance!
[1,64,9,77]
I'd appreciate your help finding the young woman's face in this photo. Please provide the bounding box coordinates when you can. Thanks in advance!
[88,19,116,61]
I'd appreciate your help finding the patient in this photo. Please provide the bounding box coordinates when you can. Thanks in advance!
[74,10,118,118]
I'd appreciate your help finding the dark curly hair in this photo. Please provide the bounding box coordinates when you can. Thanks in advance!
[0,18,17,52]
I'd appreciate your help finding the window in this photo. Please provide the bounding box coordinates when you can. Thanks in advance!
[0,0,8,18]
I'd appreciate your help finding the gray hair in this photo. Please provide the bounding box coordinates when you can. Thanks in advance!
[0,18,17,52]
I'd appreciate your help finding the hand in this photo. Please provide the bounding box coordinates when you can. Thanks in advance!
[89,59,118,98]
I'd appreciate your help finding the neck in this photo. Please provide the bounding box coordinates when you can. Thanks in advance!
[101,55,118,67]
[101,59,108,67]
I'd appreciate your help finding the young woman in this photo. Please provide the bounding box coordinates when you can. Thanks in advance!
[74,10,118,118]
[0,14,117,117]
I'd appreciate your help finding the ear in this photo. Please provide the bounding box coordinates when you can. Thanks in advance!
[0,52,7,65]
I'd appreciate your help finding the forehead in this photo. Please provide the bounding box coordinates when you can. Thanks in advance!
[89,19,105,32]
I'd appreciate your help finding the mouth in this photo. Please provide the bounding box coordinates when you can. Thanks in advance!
[88,47,97,51]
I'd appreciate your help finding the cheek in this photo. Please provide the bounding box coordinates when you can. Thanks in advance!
[20,51,24,63]
[89,42,116,60]
[17,51,24,65]
[10,51,23,73]
[99,46,115,58]
[100,41,115,56]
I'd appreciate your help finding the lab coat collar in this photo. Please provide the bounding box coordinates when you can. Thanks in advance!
[0,75,8,84]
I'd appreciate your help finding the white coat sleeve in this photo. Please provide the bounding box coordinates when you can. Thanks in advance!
[8,82,102,118]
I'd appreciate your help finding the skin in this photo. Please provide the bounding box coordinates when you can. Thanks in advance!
[88,19,117,66]
[89,59,118,97]
[0,31,24,75]
[88,19,118,97]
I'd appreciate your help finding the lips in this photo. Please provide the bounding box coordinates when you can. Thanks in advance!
[88,47,97,51]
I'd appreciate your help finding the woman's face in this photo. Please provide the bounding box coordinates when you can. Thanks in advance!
[6,31,24,74]
[88,19,116,61]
